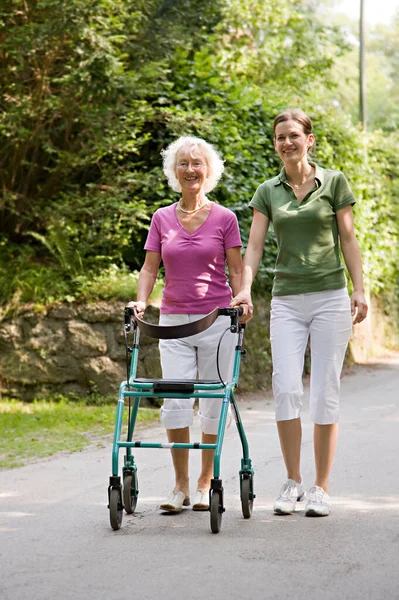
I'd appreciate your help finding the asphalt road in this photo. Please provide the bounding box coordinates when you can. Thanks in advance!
[1,357,398,600]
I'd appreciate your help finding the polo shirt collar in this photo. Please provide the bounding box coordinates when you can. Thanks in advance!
[274,162,324,187]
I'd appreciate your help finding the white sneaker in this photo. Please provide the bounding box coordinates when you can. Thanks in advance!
[273,479,306,515]
[305,486,330,517]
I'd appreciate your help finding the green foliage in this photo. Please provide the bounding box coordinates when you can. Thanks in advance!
[0,0,398,316]
[354,132,399,294]
[319,7,399,132]
[0,253,163,305]
[76,264,164,302]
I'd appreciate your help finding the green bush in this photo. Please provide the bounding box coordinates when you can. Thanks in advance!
[0,0,397,331]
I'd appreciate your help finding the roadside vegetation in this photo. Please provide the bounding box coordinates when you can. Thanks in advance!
[0,0,398,437]
[0,0,398,311]
[0,397,158,469]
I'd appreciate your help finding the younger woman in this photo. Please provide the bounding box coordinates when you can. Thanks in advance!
[231,109,368,517]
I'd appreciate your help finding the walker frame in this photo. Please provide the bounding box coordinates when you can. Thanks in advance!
[107,306,255,533]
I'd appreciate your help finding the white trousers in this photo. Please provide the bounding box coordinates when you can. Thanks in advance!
[270,288,352,424]
[158,314,236,434]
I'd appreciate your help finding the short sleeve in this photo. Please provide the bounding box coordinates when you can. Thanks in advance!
[333,172,356,212]
[249,184,272,220]
[223,210,242,250]
[144,211,161,253]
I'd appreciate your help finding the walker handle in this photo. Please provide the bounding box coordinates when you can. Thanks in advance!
[123,306,244,339]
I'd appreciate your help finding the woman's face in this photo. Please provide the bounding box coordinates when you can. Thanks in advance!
[274,119,314,164]
[175,148,208,193]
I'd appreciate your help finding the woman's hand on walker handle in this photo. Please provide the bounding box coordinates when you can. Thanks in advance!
[230,290,253,323]
[127,300,146,319]
[351,290,368,325]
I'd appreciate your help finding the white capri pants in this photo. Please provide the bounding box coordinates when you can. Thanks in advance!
[270,288,352,424]
[158,314,236,435]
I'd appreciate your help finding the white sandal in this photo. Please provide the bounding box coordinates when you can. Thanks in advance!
[192,490,209,511]
[159,491,190,513]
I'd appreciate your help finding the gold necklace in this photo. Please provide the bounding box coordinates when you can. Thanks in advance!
[287,168,313,190]
[178,200,207,214]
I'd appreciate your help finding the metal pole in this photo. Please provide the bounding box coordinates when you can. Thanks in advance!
[359,0,367,131]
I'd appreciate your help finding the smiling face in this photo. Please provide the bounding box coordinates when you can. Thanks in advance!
[274,119,314,165]
[175,147,208,193]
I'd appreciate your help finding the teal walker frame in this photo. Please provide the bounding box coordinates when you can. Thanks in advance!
[108,306,255,533]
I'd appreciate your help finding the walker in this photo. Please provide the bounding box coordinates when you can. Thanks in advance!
[107,306,255,533]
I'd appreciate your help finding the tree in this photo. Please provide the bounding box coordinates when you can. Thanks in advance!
[0,0,397,309]
[317,4,399,131]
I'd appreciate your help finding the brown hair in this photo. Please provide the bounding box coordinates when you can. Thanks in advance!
[273,109,313,136]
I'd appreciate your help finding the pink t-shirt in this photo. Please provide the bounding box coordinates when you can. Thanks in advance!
[144,202,242,314]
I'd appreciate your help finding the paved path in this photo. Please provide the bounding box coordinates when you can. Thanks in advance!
[1,358,398,600]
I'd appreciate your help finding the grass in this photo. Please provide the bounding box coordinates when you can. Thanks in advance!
[0,257,165,308]
[0,398,159,469]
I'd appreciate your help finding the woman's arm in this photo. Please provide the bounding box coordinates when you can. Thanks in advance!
[336,205,368,324]
[226,246,243,298]
[128,250,161,318]
[230,209,270,320]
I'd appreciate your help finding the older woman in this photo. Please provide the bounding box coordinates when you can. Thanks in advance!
[129,136,242,513]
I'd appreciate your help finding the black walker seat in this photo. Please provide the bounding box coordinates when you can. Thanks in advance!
[107,306,255,533]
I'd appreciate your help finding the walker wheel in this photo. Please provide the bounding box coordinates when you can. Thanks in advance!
[210,490,222,534]
[123,472,138,514]
[109,488,123,530]
[241,475,253,519]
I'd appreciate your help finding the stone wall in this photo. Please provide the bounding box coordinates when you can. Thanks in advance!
[0,295,392,402]
[0,300,272,401]
[0,302,163,400]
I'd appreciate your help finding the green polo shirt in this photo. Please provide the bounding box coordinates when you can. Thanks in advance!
[249,163,356,296]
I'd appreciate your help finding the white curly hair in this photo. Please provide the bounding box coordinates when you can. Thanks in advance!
[161,135,225,193]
